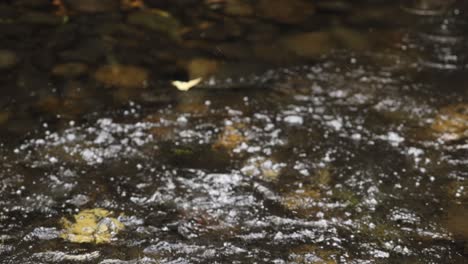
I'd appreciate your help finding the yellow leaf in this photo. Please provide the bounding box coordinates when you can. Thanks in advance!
[171,77,202,91]
[60,208,124,244]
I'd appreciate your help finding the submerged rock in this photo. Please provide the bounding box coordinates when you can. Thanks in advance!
[431,103,468,141]
[14,0,52,8]
[257,0,315,24]
[0,111,10,125]
[224,0,254,16]
[446,205,468,244]
[127,9,180,38]
[187,58,219,79]
[280,32,335,59]
[60,208,124,244]
[52,62,88,78]
[19,11,62,25]
[0,49,18,69]
[212,123,247,152]
[63,0,120,13]
[94,64,149,89]
[332,26,370,51]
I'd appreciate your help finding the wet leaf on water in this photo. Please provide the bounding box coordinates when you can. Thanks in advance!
[60,208,124,244]
[172,77,202,91]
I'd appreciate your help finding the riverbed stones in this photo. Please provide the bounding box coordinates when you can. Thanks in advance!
[19,11,62,25]
[332,26,370,51]
[13,0,51,9]
[59,38,108,63]
[257,0,315,24]
[187,58,219,79]
[316,0,352,13]
[127,9,180,38]
[431,103,468,141]
[94,64,149,89]
[63,0,120,13]
[224,0,254,16]
[0,111,10,125]
[52,62,88,78]
[280,32,334,58]
[0,49,18,69]
[446,205,468,245]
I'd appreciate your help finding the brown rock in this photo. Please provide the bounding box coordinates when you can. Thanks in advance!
[224,0,254,16]
[19,11,62,25]
[94,64,149,89]
[431,103,468,141]
[187,58,219,79]
[0,111,10,125]
[52,63,88,78]
[0,50,18,69]
[63,0,120,13]
[332,26,370,51]
[257,0,315,24]
[127,9,180,39]
[253,43,296,64]
[280,32,335,58]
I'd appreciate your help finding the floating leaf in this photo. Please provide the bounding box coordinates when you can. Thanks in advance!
[60,208,124,244]
[172,77,202,91]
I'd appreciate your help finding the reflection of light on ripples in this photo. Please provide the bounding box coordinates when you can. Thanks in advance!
[419,18,468,69]
[404,6,468,70]
[401,0,455,16]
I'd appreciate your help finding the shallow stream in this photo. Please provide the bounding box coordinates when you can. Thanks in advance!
[0,1,467,263]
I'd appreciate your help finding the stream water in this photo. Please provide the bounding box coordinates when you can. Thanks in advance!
[0,1,467,263]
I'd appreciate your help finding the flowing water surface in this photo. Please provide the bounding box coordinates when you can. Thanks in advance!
[0,1,467,263]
